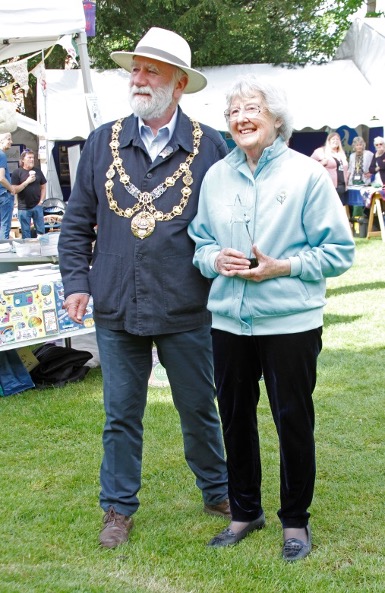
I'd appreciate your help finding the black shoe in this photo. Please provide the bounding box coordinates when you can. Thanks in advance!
[282,524,312,562]
[207,513,265,547]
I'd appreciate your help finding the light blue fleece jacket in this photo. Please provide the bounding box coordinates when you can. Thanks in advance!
[188,137,355,335]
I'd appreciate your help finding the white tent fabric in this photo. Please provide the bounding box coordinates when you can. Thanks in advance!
[41,55,381,139]
[16,113,44,136]
[0,0,85,62]
[39,17,385,139]
[39,69,132,140]
[335,18,385,125]
[181,59,381,132]
[0,0,89,201]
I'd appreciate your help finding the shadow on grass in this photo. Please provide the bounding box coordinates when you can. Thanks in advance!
[326,280,385,297]
[323,313,361,327]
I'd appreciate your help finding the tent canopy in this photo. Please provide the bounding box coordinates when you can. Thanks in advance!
[39,69,132,140]
[0,0,85,62]
[335,17,385,126]
[41,54,381,140]
[3,13,383,139]
[181,59,381,132]
[16,113,44,136]
[39,17,385,139]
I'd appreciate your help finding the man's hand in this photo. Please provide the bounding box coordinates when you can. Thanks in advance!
[63,293,90,324]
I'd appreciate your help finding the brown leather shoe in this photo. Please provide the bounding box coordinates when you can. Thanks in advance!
[204,499,231,518]
[99,507,133,549]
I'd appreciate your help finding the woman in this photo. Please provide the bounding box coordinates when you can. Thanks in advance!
[347,136,373,186]
[369,136,385,186]
[189,76,355,562]
[311,132,349,204]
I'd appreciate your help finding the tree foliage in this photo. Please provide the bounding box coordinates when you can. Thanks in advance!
[87,0,367,69]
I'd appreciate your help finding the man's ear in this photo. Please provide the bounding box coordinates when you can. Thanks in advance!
[173,74,189,99]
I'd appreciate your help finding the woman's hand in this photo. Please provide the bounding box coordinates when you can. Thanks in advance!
[236,245,291,282]
[215,248,251,276]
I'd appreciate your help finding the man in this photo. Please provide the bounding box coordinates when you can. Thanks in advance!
[11,149,47,238]
[0,132,14,240]
[58,27,229,549]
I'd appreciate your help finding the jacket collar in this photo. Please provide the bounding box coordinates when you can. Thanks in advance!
[225,135,288,175]
[119,106,195,155]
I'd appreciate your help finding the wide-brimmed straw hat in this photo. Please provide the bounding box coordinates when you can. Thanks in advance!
[110,27,207,94]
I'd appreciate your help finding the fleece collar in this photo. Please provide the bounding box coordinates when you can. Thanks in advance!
[225,135,288,177]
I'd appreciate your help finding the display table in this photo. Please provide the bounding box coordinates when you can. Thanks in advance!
[0,326,95,352]
[366,192,385,241]
[345,186,385,240]
[359,187,385,241]
[0,266,95,353]
[346,186,365,207]
[0,253,59,274]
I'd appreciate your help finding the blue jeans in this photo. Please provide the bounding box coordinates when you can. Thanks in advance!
[96,324,228,516]
[0,350,35,396]
[212,327,322,528]
[18,205,45,238]
[0,192,14,239]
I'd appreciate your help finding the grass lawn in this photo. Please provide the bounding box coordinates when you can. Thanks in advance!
[0,238,384,593]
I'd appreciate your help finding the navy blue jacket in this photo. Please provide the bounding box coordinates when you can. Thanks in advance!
[58,108,228,335]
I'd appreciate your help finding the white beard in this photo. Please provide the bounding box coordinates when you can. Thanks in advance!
[129,82,175,120]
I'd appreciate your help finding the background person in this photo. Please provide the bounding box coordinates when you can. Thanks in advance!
[11,149,46,238]
[311,132,349,205]
[347,136,373,186]
[0,132,15,240]
[189,76,355,562]
[58,27,229,550]
[369,136,385,186]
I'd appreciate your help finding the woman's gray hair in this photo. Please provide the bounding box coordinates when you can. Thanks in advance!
[374,136,385,145]
[352,136,365,148]
[225,75,293,142]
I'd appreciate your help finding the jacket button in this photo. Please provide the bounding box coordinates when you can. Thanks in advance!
[146,173,153,179]
[131,297,137,303]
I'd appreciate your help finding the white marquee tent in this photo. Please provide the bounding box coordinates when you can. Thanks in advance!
[36,17,385,140]
[0,0,92,198]
[0,0,94,135]
[1,8,384,140]
[0,1,85,63]
[335,17,385,127]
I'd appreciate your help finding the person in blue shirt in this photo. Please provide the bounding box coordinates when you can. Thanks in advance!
[189,75,355,562]
[58,27,229,550]
[0,132,15,240]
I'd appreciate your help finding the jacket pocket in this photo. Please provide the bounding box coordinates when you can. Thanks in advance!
[162,254,210,316]
[245,276,325,317]
[89,252,122,314]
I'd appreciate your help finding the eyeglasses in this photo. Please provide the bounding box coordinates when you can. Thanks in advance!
[374,142,384,146]
[224,105,262,121]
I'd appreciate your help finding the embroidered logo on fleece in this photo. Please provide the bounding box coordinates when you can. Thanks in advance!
[276,191,287,205]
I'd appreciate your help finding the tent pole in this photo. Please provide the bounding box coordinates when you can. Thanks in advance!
[76,30,94,131]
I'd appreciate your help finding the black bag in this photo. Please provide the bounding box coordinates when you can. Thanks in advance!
[30,343,92,388]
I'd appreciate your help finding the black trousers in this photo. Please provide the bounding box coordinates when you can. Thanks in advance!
[212,327,322,528]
